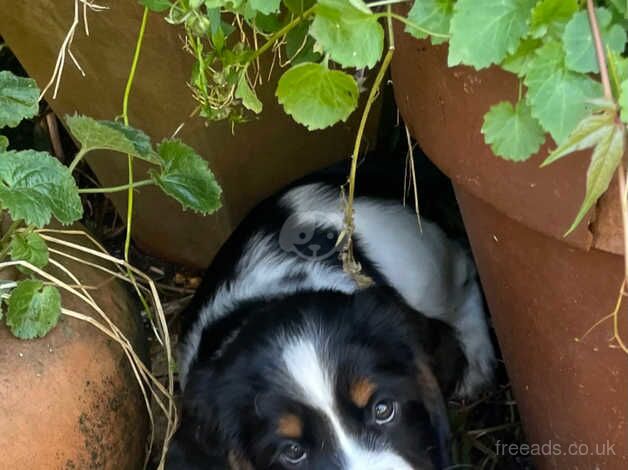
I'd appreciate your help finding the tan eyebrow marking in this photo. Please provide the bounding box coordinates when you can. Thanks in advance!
[277,413,303,439]
[350,377,377,408]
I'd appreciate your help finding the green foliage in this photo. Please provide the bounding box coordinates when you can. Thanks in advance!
[0,71,39,128]
[619,80,628,123]
[563,8,626,73]
[0,150,82,227]
[151,139,223,214]
[235,70,262,114]
[66,115,157,162]
[482,101,545,161]
[6,280,61,339]
[10,231,49,269]
[276,63,358,130]
[524,42,601,144]
[448,0,536,69]
[310,0,384,69]
[501,38,542,76]
[0,135,8,151]
[405,0,453,45]
[529,0,578,39]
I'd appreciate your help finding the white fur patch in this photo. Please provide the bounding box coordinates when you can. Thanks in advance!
[282,183,495,397]
[281,333,414,470]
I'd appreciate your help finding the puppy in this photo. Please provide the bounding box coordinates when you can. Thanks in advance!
[168,163,495,469]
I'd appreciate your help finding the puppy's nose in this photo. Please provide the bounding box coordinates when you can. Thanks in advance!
[309,243,321,254]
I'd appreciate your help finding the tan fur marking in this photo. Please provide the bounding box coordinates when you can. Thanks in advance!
[350,377,377,408]
[228,451,254,470]
[277,414,303,439]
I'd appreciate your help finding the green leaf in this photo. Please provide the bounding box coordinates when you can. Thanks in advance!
[276,63,359,130]
[235,72,262,114]
[609,0,627,18]
[310,0,384,69]
[524,42,602,144]
[0,71,40,128]
[286,21,322,65]
[9,231,49,269]
[482,101,545,161]
[65,115,157,162]
[448,0,536,69]
[501,38,542,77]
[405,0,454,45]
[249,0,280,15]
[0,150,82,227]
[151,139,222,214]
[0,135,8,151]
[566,123,624,235]
[6,280,61,339]
[139,0,172,11]
[563,8,627,74]
[529,0,578,39]
[542,112,614,166]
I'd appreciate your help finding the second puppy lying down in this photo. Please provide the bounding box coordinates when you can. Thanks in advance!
[168,165,496,469]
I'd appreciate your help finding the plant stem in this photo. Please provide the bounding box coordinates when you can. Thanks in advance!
[68,147,88,172]
[122,6,150,263]
[586,0,612,101]
[78,179,153,194]
[377,12,449,38]
[368,0,411,8]
[342,8,395,286]
[251,5,317,61]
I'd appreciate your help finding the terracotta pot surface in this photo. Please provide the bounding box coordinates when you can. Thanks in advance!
[0,0,379,269]
[391,31,622,255]
[0,229,148,469]
[457,188,627,469]
[392,21,628,470]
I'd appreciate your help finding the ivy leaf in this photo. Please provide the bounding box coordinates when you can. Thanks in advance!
[619,80,628,123]
[482,101,545,161]
[138,0,172,11]
[10,231,49,269]
[529,0,578,39]
[566,122,624,235]
[542,112,614,166]
[0,135,8,151]
[235,72,262,114]
[448,0,536,69]
[405,0,454,45]
[563,8,627,74]
[150,139,222,214]
[6,280,61,339]
[276,63,359,130]
[249,0,281,15]
[0,71,39,128]
[310,0,384,69]
[501,38,542,77]
[0,150,82,227]
[65,115,157,162]
[524,42,602,144]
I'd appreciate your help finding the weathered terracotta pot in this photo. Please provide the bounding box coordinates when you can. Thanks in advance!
[0,0,379,268]
[392,29,628,470]
[0,227,148,469]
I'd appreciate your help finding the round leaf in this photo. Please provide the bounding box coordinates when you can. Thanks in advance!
[276,63,359,130]
[10,231,49,269]
[482,101,545,161]
[0,71,39,129]
[310,0,384,69]
[6,280,61,339]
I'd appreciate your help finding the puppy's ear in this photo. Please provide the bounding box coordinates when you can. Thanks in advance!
[415,357,452,469]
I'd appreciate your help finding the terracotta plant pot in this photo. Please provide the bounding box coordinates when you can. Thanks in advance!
[0,227,148,469]
[0,0,379,269]
[391,30,628,469]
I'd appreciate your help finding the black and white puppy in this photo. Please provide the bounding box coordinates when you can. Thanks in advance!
[168,162,495,470]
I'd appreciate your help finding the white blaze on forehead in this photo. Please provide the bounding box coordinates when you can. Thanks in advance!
[281,336,414,470]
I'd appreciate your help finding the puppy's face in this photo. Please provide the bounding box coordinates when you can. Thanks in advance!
[175,289,463,469]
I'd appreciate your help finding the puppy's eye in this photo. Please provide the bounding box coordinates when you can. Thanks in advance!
[373,399,398,424]
[280,442,307,465]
